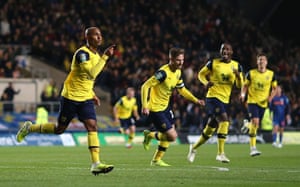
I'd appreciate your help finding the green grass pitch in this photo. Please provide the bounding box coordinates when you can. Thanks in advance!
[1,144,300,187]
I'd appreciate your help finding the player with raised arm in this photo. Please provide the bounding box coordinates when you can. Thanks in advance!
[16,26,115,175]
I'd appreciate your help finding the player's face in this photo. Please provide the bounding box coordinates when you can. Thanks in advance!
[171,54,184,69]
[276,86,282,96]
[127,89,135,98]
[257,55,267,71]
[87,28,102,48]
[220,44,233,62]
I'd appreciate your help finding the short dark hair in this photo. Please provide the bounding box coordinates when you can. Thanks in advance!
[257,53,267,59]
[169,47,184,59]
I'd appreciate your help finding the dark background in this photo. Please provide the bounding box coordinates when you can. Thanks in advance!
[229,0,300,45]
[268,1,300,44]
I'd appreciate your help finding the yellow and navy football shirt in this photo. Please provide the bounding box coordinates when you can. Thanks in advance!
[198,58,243,103]
[61,46,108,101]
[114,96,138,119]
[141,64,198,112]
[245,69,277,108]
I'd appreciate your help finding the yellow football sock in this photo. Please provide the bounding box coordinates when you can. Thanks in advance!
[217,121,229,154]
[153,141,170,161]
[128,132,135,144]
[249,123,257,148]
[148,131,156,139]
[217,138,225,154]
[155,132,168,141]
[30,123,55,133]
[88,131,100,163]
[193,125,216,149]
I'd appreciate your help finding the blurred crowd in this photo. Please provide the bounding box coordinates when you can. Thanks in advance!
[1,0,300,130]
[0,45,30,78]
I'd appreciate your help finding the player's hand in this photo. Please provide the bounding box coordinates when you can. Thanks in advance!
[197,99,205,106]
[114,118,120,125]
[93,95,101,106]
[142,108,150,116]
[232,68,239,76]
[206,81,214,89]
[104,44,116,57]
[136,116,141,121]
[239,93,245,103]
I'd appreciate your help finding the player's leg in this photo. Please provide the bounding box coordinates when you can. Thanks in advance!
[247,104,262,156]
[194,122,216,149]
[143,111,171,150]
[151,126,176,166]
[249,118,261,156]
[84,119,114,175]
[151,140,171,166]
[80,100,113,175]
[118,118,125,134]
[278,123,284,148]
[215,105,230,163]
[216,116,230,163]
[187,116,217,163]
[126,124,136,148]
[16,97,73,142]
[272,124,279,147]
[148,110,175,166]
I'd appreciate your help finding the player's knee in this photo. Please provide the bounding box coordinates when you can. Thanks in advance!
[248,124,258,134]
[85,125,97,132]
[217,133,227,139]
[167,134,177,141]
[217,121,229,134]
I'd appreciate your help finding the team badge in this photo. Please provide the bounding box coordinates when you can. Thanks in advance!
[155,71,163,79]
[79,53,87,62]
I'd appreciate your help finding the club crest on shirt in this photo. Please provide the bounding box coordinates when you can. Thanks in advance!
[79,53,87,62]
[155,71,164,80]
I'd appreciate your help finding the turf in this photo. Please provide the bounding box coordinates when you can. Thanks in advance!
[1,144,299,187]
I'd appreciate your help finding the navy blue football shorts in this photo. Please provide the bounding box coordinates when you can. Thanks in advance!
[205,98,228,117]
[247,103,265,120]
[120,118,135,129]
[57,97,96,127]
[147,108,175,133]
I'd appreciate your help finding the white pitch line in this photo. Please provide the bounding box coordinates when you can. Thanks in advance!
[1,165,299,173]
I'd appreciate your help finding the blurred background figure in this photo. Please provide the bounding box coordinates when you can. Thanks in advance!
[270,85,291,148]
[35,104,49,125]
[41,79,59,102]
[113,87,140,148]
[0,81,20,113]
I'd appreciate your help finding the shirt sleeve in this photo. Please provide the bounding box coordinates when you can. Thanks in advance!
[198,62,211,86]
[76,50,109,79]
[141,76,160,108]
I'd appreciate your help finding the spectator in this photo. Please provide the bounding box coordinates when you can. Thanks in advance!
[41,79,59,102]
[0,81,20,112]
[1,0,299,128]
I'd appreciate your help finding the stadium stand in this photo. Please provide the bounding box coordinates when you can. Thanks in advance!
[1,0,300,133]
